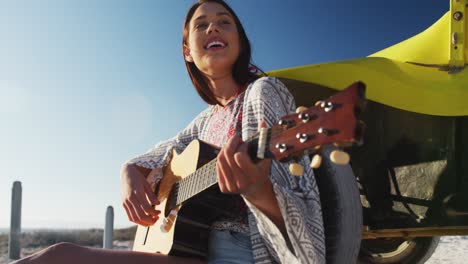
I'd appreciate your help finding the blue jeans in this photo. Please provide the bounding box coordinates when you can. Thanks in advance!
[207,229,255,264]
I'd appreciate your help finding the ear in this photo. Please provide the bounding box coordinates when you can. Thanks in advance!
[183,45,193,62]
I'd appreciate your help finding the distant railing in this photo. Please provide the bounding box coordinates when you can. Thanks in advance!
[8,181,115,261]
[104,206,114,249]
[8,181,21,260]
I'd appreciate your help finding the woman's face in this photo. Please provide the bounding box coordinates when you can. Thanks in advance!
[185,2,240,77]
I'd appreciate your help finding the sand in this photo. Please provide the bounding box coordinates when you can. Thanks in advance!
[1,236,467,263]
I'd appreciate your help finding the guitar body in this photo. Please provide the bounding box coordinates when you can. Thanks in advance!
[133,139,238,258]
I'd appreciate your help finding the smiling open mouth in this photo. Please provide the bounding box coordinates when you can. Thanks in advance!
[205,40,227,50]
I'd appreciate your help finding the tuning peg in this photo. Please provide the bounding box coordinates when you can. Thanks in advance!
[289,162,304,176]
[330,150,350,165]
[314,100,323,106]
[310,154,322,169]
[296,106,308,113]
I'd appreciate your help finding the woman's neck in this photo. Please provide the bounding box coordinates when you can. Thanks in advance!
[206,74,239,106]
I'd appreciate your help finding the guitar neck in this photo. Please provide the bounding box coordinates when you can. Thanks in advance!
[174,159,218,205]
[170,134,265,207]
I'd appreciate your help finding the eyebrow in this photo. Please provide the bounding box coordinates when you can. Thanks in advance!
[194,12,232,21]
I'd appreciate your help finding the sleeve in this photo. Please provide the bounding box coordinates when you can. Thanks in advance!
[241,77,326,264]
[124,107,212,185]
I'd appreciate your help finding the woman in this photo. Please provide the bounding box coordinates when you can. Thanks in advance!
[13,1,325,263]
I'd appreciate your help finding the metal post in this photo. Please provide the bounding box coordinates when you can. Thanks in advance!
[8,181,22,260]
[103,206,114,249]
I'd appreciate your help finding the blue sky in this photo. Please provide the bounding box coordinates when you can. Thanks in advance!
[1,0,448,229]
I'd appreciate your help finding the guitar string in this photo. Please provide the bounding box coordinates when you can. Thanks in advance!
[175,159,216,205]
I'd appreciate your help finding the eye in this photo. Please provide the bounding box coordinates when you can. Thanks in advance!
[195,23,208,30]
[221,19,231,25]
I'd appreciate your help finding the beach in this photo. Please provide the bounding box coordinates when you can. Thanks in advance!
[425,236,468,264]
[1,235,467,263]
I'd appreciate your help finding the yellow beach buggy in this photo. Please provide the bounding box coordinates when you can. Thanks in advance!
[269,1,468,263]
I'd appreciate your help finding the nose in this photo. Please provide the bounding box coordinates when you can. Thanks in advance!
[207,21,220,34]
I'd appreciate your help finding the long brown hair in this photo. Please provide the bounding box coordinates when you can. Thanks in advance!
[182,0,260,105]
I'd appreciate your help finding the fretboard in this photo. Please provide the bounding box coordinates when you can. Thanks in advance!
[174,159,218,205]
[171,132,266,207]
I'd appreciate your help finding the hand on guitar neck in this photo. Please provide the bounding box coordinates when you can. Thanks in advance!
[217,135,272,200]
[217,135,286,235]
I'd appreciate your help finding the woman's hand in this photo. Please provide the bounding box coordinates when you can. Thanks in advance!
[216,135,272,201]
[120,164,160,226]
[217,135,288,236]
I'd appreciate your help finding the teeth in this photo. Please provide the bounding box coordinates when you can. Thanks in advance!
[206,41,225,49]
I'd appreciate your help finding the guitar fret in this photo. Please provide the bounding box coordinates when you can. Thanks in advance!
[207,162,213,187]
[191,168,198,197]
[190,169,198,199]
[196,172,201,196]
[208,161,213,185]
[181,177,188,203]
[173,183,179,205]
[196,169,203,196]
[187,171,195,201]
[179,181,185,205]
[204,162,211,188]
[199,165,206,192]
[179,180,184,204]
[210,161,217,185]
[184,177,189,202]
[206,163,211,188]
[202,164,208,189]
[179,183,184,205]
[176,181,182,205]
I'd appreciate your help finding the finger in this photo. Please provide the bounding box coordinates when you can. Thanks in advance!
[138,203,160,223]
[235,144,271,189]
[224,135,242,157]
[136,216,156,227]
[236,142,271,172]
[217,151,236,193]
[143,180,160,206]
[232,154,251,193]
[223,136,245,188]
[123,202,135,223]
[139,202,161,218]
[216,156,227,193]
[132,180,159,217]
[134,206,157,226]
[257,157,272,171]
[136,192,160,218]
[125,200,153,226]
[128,203,152,226]
[234,143,257,172]
[226,156,244,192]
[231,143,252,180]
[129,194,157,226]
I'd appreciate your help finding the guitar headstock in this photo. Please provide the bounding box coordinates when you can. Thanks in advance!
[264,81,366,163]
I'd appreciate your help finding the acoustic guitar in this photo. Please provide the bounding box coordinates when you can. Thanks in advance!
[133,81,366,258]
